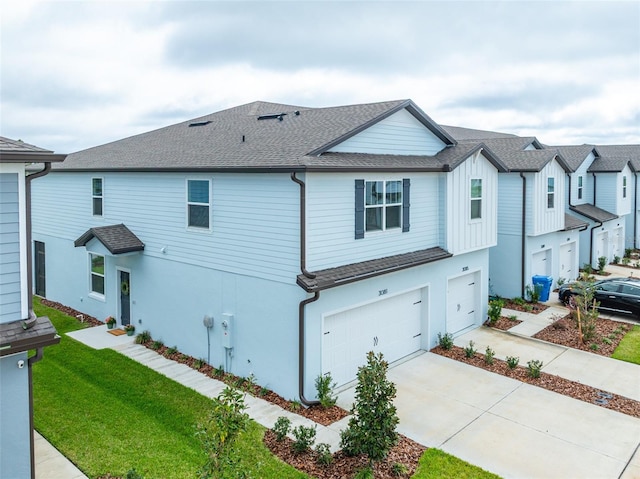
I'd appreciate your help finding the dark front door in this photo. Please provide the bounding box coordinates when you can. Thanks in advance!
[34,241,46,297]
[119,270,130,326]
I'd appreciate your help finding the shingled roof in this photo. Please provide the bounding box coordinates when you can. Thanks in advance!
[569,204,618,223]
[0,136,66,163]
[563,213,589,231]
[553,145,598,172]
[54,100,461,172]
[75,224,145,255]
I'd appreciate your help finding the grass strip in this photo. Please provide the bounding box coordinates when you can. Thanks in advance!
[413,448,501,478]
[612,325,640,364]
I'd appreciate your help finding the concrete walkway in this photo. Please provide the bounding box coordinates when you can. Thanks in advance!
[40,280,640,479]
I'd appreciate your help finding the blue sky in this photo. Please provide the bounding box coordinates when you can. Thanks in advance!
[1,0,639,154]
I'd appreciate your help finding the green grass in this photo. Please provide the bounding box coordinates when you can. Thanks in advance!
[32,298,307,479]
[413,448,501,478]
[33,298,501,479]
[612,325,640,364]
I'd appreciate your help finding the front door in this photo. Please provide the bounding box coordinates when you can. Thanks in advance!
[119,270,130,326]
[34,241,46,297]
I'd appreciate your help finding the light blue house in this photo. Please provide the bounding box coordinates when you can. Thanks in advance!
[0,137,64,479]
[555,144,634,267]
[443,126,584,299]
[31,99,507,401]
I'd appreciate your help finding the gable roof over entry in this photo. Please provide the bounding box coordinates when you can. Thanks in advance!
[75,224,144,255]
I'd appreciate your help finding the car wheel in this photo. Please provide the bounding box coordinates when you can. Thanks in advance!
[564,294,577,309]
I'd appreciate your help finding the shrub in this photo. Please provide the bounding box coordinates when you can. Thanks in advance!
[602,337,612,345]
[571,282,599,344]
[625,248,633,258]
[340,351,399,466]
[289,399,302,412]
[135,330,151,344]
[527,359,543,378]
[525,283,542,304]
[484,346,495,365]
[354,467,374,479]
[315,373,338,409]
[291,424,316,454]
[259,386,269,397]
[196,386,249,479]
[582,263,593,274]
[437,332,454,350]
[506,356,519,369]
[556,277,566,287]
[508,314,518,321]
[590,343,599,351]
[597,256,607,274]
[126,469,144,479]
[512,297,526,306]
[165,345,178,356]
[622,257,631,266]
[272,416,291,442]
[613,255,621,265]
[193,358,204,369]
[464,340,476,358]
[151,339,164,350]
[487,299,504,325]
[391,462,408,477]
[315,443,333,466]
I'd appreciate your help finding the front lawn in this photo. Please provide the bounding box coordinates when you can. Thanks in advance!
[612,325,640,364]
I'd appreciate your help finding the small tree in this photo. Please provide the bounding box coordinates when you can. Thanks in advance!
[340,351,399,467]
[572,282,599,344]
[597,256,607,274]
[315,373,338,409]
[196,386,250,479]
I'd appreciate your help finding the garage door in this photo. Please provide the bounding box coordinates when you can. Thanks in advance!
[322,289,423,387]
[559,242,576,281]
[447,272,480,335]
[531,249,551,276]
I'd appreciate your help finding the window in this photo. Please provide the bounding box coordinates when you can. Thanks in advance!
[187,179,210,229]
[92,178,103,216]
[90,253,105,296]
[470,179,482,220]
[577,176,583,200]
[623,176,627,198]
[547,177,555,209]
[365,180,402,232]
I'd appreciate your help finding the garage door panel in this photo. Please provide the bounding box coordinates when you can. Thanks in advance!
[447,272,480,335]
[323,289,423,387]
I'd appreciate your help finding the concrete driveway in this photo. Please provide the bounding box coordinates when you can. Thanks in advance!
[336,351,640,479]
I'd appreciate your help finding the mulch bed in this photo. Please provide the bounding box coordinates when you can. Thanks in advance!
[263,430,425,479]
[501,300,548,314]
[432,345,640,419]
[485,315,522,330]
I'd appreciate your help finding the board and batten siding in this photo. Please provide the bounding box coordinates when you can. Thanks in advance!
[327,108,447,156]
[31,172,300,284]
[570,152,595,205]
[446,151,498,254]
[0,169,27,323]
[305,172,442,271]
[530,159,565,236]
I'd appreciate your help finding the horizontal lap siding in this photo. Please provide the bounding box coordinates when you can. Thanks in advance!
[0,173,21,322]
[306,172,441,270]
[328,109,447,156]
[32,172,299,283]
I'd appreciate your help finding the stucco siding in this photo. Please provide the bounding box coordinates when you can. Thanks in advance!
[328,108,447,155]
[306,172,442,270]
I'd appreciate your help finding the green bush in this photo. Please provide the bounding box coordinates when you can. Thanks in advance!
[340,351,399,466]
[506,356,519,369]
[272,416,291,442]
[151,339,164,351]
[391,462,408,476]
[437,332,454,350]
[291,424,316,454]
[315,373,338,409]
[315,443,333,466]
[354,467,374,479]
[463,340,476,358]
[135,330,151,344]
[126,469,144,479]
[527,359,543,378]
[597,256,607,273]
[525,283,542,303]
[484,346,495,365]
[487,299,504,325]
[582,263,594,274]
[613,255,620,265]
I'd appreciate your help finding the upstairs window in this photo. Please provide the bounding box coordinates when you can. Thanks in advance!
[92,178,103,216]
[365,180,402,232]
[470,179,482,220]
[187,179,210,229]
[90,253,105,296]
[623,176,627,198]
[577,175,583,200]
[355,179,410,239]
[547,177,555,209]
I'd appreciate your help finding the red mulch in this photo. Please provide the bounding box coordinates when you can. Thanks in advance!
[485,315,522,330]
[501,300,548,314]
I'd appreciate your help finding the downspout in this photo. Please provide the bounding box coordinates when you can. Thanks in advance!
[298,292,320,406]
[520,173,527,298]
[590,173,600,266]
[634,172,638,248]
[290,172,320,406]
[24,162,52,328]
[28,348,44,479]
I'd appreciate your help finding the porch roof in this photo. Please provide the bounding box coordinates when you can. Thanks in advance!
[75,224,145,255]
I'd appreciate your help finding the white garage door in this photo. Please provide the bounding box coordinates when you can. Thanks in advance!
[531,249,551,276]
[322,289,423,387]
[559,242,576,281]
[447,272,480,335]
[612,227,624,260]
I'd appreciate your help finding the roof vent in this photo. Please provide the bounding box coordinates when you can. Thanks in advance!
[257,113,286,121]
[189,121,211,127]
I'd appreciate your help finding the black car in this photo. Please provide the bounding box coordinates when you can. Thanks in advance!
[558,277,640,319]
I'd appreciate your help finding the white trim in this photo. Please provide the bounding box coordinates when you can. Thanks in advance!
[364,179,403,233]
[87,251,106,301]
[469,177,482,222]
[92,177,104,217]
[116,267,132,326]
[185,178,212,232]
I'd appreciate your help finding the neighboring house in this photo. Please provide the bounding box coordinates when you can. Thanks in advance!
[0,137,64,479]
[31,99,506,401]
[443,126,584,299]
[555,144,633,268]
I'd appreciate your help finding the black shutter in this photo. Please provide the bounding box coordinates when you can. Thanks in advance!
[402,178,410,232]
[355,179,365,239]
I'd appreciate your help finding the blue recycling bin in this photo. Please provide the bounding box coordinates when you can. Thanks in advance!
[532,275,553,302]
